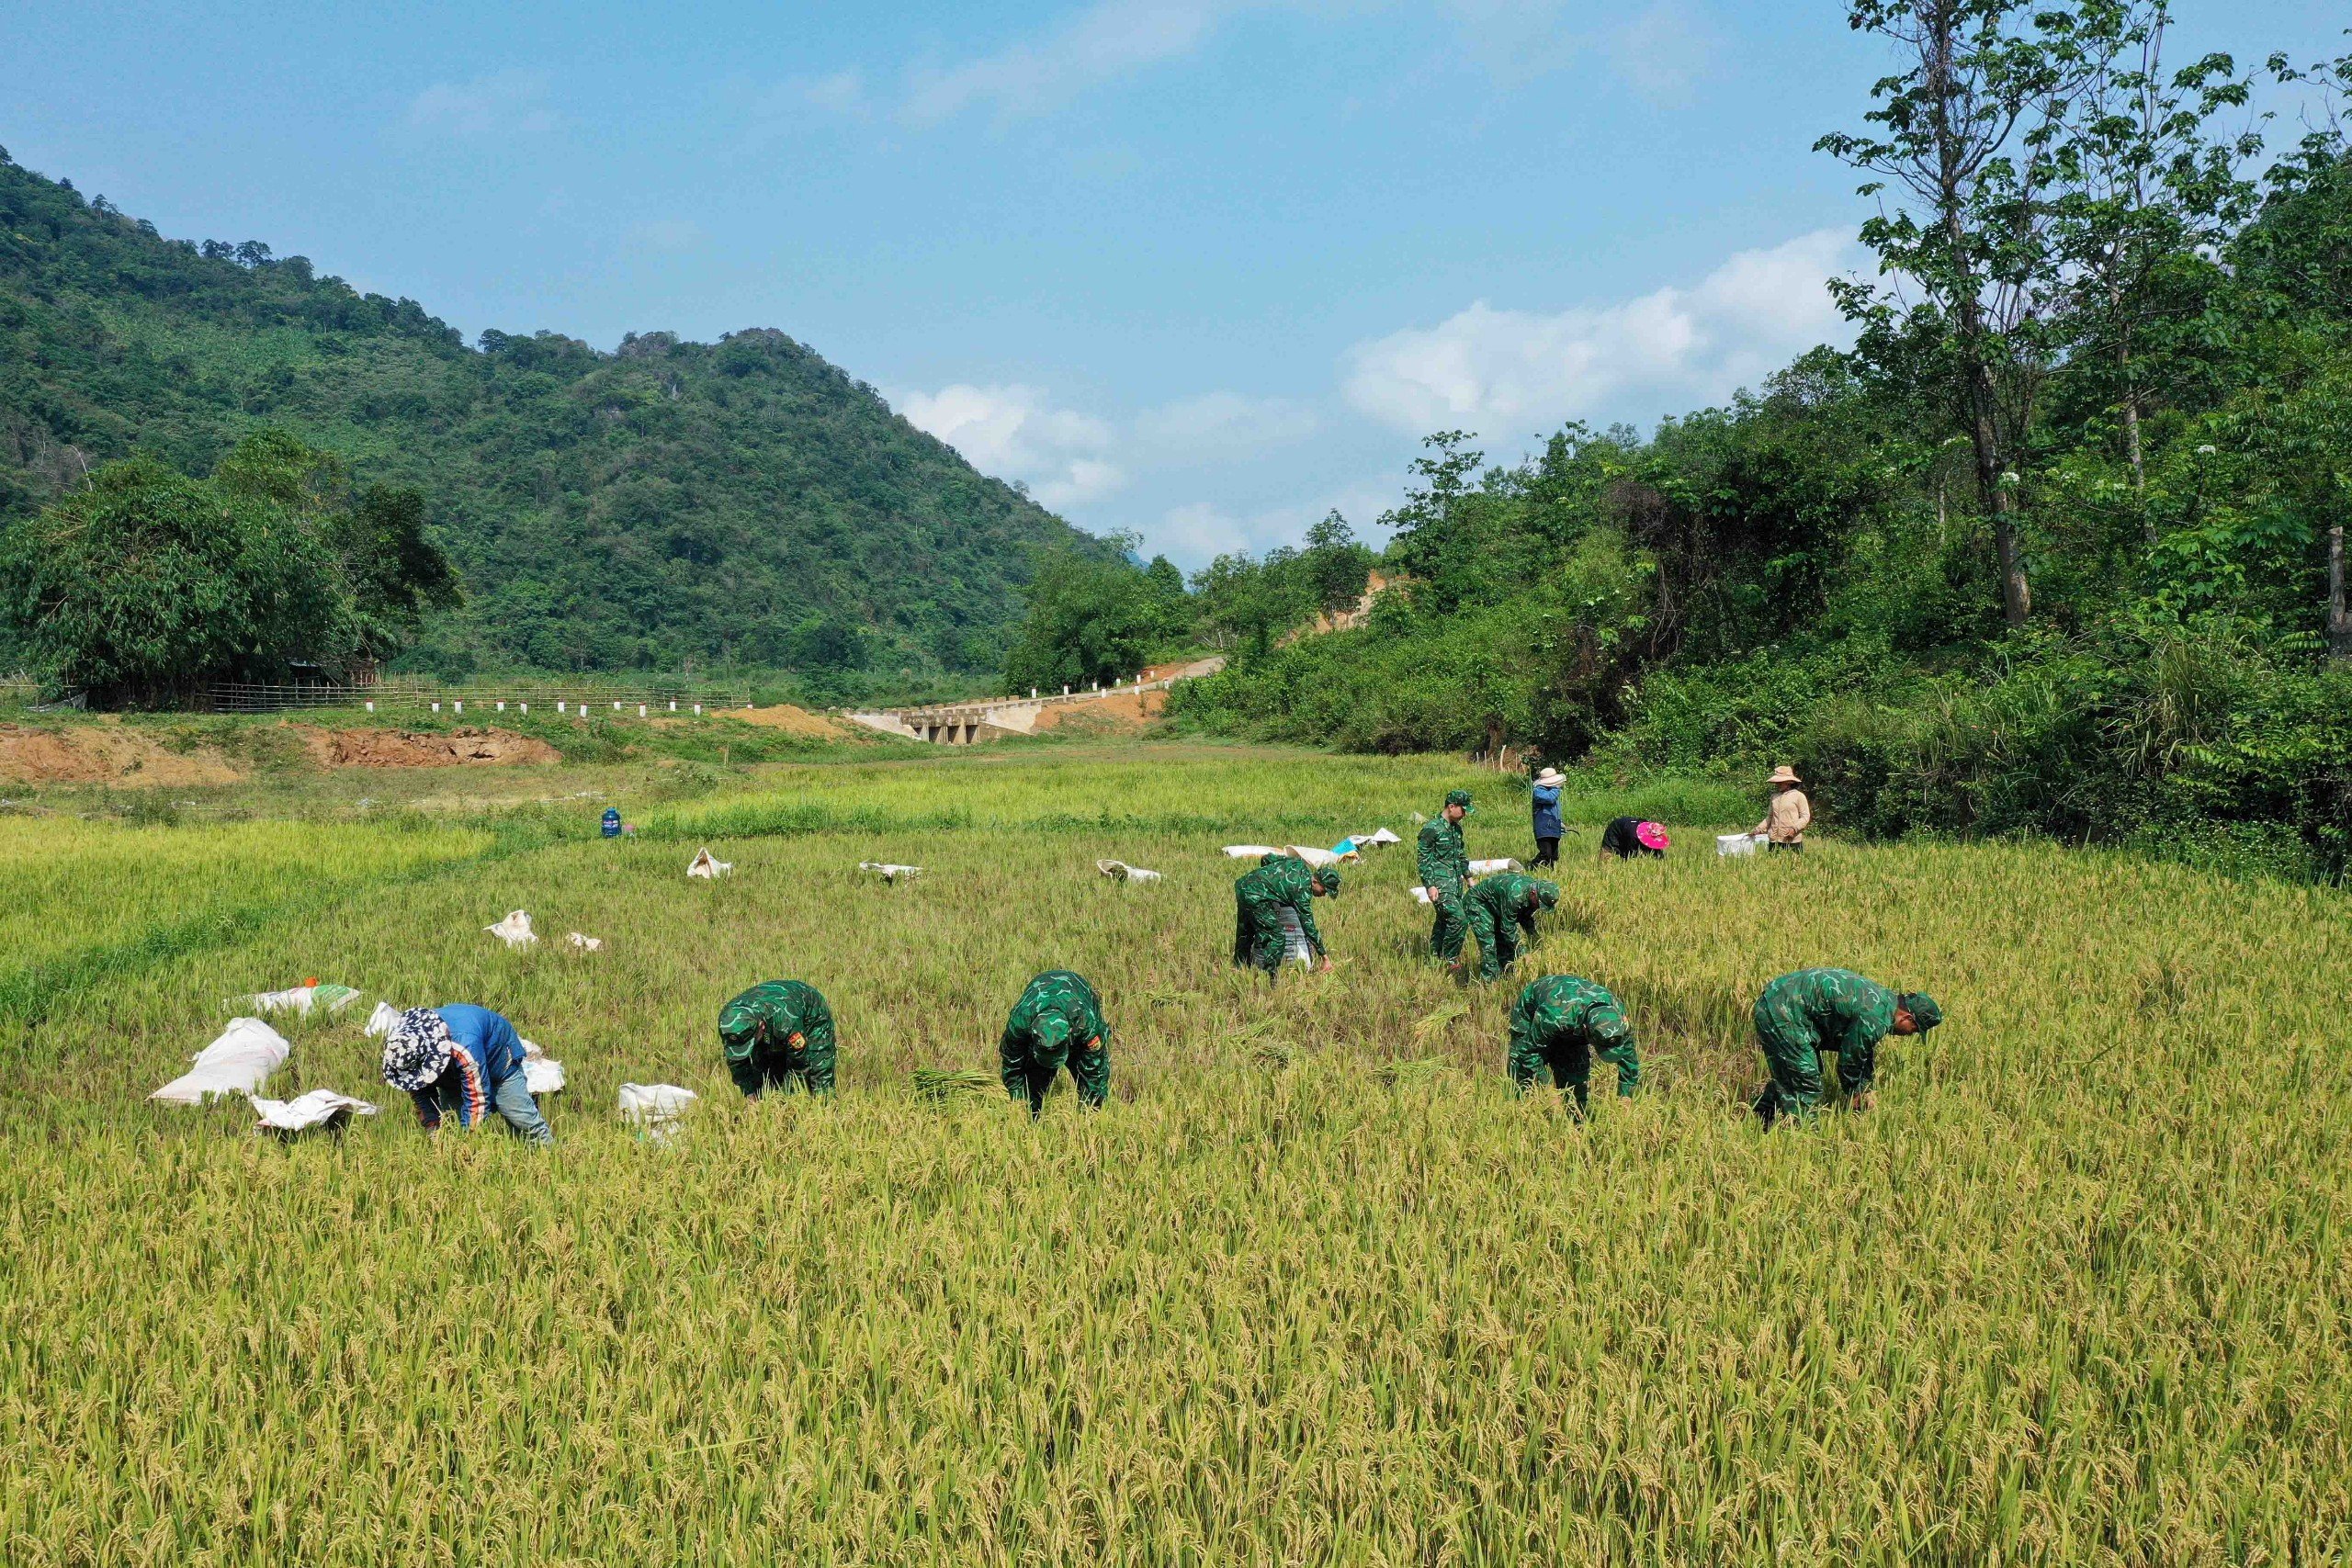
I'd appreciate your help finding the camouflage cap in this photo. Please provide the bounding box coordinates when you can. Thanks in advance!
[1445,788,1475,811]
[1589,1004,1631,1043]
[1314,866,1342,896]
[717,997,767,1058]
[1899,992,1943,1031]
[1531,880,1559,909]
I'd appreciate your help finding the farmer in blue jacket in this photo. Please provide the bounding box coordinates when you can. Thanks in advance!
[380,1004,553,1145]
[1531,766,1566,868]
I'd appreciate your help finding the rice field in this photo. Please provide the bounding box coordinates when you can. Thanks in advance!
[3,747,2347,1562]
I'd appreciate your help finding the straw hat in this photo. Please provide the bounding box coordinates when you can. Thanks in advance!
[1533,767,1566,787]
[1767,765,1802,785]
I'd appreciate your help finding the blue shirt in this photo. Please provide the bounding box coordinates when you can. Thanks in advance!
[1531,784,1564,838]
[410,1004,528,1130]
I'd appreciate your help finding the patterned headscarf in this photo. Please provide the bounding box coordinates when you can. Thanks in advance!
[380,1007,454,1091]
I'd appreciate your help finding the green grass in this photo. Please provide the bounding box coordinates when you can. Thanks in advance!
[1,746,2346,1562]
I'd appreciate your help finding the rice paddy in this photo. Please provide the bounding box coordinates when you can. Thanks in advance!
[2,746,2346,1562]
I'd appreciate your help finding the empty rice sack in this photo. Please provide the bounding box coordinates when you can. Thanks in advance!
[364,1000,401,1037]
[153,1018,290,1104]
[485,909,537,947]
[248,982,363,1017]
[250,1089,378,1135]
[687,848,734,879]
[857,862,922,882]
[1096,859,1164,883]
[1355,828,1401,848]
[1222,844,1283,859]
[519,1038,567,1094]
[566,932,605,951]
[1716,832,1763,858]
[1468,858,1520,874]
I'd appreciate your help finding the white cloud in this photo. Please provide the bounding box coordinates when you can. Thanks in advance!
[799,69,870,117]
[899,383,1125,508]
[1153,483,1397,563]
[405,70,559,138]
[897,382,1323,513]
[1341,228,1859,435]
[628,218,705,252]
[1132,390,1319,454]
[901,0,1236,126]
[1602,1,1722,105]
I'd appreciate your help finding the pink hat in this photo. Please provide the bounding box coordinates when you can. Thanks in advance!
[1634,821,1670,852]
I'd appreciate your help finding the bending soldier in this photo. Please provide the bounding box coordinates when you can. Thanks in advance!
[1233,856,1340,980]
[1751,967,1941,1125]
[1464,871,1558,980]
[1507,976,1640,1116]
[1000,970,1112,1116]
[718,980,837,1097]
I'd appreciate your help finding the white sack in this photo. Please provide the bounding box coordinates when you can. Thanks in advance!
[1716,832,1764,859]
[153,1018,290,1104]
[857,861,922,882]
[486,909,537,947]
[1222,844,1283,860]
[1356,828,1402,847]
[688,847,734,879]
[1468,858,1521,874]
[518,1038,567,1095]
[364,1000,401,1037]
[1096,859,1163,884]
[250,1089,378,1134]
[1276,905,1313,964]
[618,1081,697,1142]
[1286,844,1351,870]
[1410,886,1435,906]
[249,983,362,1017]
[566,931,604,951]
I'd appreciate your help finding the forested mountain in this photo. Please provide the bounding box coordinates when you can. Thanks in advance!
[1072,11,2352,881]
[0,148,1101,682]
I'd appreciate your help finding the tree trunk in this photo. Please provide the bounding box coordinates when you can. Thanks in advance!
[2330,520,2349,660]
[1962,358,2032,626]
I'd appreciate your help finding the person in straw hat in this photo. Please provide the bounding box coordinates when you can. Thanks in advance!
[1754,764,1812,852]
[1530,766,1566,867]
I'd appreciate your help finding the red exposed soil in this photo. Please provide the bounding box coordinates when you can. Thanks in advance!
[300,728,562,769]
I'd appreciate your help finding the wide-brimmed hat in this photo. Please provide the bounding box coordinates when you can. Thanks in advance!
[1767,765,1802,785]
[1634,821,1670,852]
[1533,767,1566,787]
[380,1007,454,1091]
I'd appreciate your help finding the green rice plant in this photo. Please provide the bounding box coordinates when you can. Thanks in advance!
[912,1066,997,1101]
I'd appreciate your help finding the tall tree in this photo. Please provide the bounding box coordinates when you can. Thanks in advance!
[1819,0,2084,626]
[2047,0,2261,534]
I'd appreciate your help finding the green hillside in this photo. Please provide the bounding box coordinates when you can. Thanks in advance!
[0,147,1102,683]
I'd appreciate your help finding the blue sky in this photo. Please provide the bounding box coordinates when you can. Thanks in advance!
[5,0,2344,567]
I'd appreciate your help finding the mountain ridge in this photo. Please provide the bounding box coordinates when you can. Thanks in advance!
[0,147,1103,683]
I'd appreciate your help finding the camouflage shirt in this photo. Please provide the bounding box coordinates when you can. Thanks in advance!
[1509,975,1632,1055]
[1236,857,1326,958]
[1417,815,1468,890]
[1002,970,1110,1059]
[718,980,832,1062]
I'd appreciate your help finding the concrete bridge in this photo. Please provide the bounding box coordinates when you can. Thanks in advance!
[847,656,1226,744]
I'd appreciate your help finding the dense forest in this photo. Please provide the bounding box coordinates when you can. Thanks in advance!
[1033,6,2352,879]
[0,150,1104,689]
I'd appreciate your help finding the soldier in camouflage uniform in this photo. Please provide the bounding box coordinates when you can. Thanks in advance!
[1464,871,1559,980]
[718,980,838,1097]
[1750,967,1942,1126]
[1232,856,1340,980]
[1000,970,1112,1116]
[1507,975,1641,1116]
[1418,788,1475,964]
